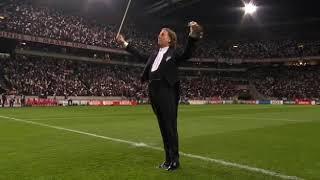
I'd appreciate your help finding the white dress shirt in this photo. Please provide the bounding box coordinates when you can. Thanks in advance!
[151,46,169,72]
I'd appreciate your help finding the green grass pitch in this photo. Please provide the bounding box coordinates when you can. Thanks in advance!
[0,105,319,180]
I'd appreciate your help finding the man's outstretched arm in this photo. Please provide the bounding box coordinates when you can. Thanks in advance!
[116,34,149,63]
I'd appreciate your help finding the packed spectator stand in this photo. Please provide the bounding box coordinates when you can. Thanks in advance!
[1,55,319,100]
[1,0,320,60]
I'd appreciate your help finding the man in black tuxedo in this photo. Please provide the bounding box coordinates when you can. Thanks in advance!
[116,21,203,171]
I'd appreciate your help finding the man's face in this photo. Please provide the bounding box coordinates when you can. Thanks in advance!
[158,29,171,48]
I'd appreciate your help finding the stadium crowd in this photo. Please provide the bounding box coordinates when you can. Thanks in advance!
[1,55,242,99]
[1,55,145,98]
[1,0,320,100]
[180,77,242,99]
[250,66,320,100]
[1,55,319,100]
[1,1,320,59]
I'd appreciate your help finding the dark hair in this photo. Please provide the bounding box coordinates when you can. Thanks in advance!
[162,28,178,49]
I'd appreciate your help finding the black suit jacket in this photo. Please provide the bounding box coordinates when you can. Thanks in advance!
[126,37,198,86]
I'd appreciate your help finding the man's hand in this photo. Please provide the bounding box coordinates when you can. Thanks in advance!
[116,34,128,47]
[188,21,204,39]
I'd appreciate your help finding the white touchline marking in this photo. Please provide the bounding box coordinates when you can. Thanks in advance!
[0,115,303,180]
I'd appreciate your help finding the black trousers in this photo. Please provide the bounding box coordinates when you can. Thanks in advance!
[148,79,180,162]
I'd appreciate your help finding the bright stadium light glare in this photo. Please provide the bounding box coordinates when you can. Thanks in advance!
[243,2,257,15]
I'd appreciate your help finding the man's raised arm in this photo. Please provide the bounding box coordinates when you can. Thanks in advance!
[176,21,203,63]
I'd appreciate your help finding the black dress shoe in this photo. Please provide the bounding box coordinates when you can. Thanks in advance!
[166,161,180,171]
[158,161,170,169]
